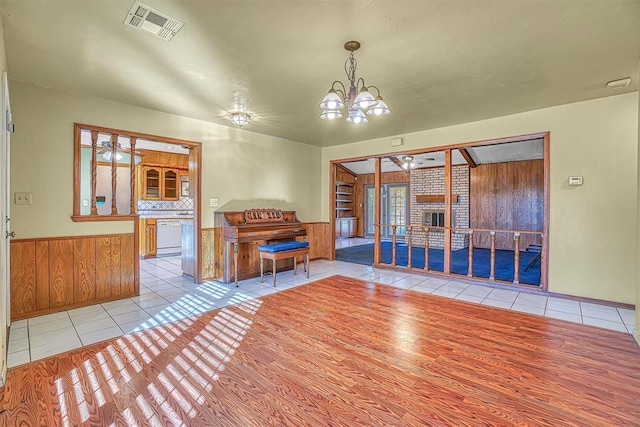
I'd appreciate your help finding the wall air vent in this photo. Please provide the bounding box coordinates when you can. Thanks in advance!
[123,2,184,41]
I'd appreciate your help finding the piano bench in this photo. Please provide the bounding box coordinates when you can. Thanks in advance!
[258,242,310,287]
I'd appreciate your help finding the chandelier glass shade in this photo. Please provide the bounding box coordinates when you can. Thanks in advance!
[319,41,390,124]
[230,112,251,127]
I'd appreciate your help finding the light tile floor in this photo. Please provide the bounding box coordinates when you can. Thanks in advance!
[7,256,636,368]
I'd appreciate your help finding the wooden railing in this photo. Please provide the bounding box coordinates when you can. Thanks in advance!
[375,224,543,286]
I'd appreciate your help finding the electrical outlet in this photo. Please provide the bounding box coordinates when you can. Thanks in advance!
[14,192,32,205]
[83,200,89,207]
[210,198,219,207]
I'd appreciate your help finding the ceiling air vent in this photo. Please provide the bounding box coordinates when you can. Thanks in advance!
[124,2,184,41]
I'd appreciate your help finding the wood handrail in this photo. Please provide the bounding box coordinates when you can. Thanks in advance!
[376,224,543,236]
[375,224,540,286]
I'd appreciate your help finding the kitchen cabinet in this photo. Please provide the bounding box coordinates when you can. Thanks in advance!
[162,168,179,201]
[142,166,161,200]
[335,217,356,238]
[139,218,157,258]
[140,166,185,201]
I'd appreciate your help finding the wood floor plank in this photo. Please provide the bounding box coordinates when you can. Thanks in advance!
[1,275,639,426]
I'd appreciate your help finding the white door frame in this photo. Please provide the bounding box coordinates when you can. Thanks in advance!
[0,72,11,385]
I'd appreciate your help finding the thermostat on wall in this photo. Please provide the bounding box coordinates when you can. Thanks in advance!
[568,176,583,186]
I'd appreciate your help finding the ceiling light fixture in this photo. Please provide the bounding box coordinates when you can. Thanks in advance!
[229,92,252,127]
[102,141,123,161]
[230,112,251,127]
[401,155,416,170]
[319,41,390,125]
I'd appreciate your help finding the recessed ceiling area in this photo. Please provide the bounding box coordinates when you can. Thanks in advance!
[339,139,544,175]
[0,1,637,147]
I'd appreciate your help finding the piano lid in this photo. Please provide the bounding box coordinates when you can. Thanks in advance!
[216,209,302,227]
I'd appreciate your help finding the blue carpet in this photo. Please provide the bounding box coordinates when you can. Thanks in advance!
[336,242,541,286]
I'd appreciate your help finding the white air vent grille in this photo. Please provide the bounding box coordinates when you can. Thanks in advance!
[124,1,184,41]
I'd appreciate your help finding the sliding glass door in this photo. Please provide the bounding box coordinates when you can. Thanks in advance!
[364,183,409,239]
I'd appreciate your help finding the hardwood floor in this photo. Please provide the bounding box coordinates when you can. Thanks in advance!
[1,275,639,426]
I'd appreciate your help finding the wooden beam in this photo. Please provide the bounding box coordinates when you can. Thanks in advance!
[389,156,403,169]
[337,164,357,177]
[129,137,137,215]
[444,149,452,274]
[374,158,381,265]
[110,133,118,215]
[90,131,98,215]
[459,148,477,168]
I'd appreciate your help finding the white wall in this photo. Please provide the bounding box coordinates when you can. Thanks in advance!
[9,81,323,240]
[0,15,9,384]
[323,93,639,304]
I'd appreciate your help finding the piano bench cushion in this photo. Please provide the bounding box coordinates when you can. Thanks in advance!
[258,241,309,253]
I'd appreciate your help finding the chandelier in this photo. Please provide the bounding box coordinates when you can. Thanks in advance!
[319,41,391,125]
[229,92,252,127]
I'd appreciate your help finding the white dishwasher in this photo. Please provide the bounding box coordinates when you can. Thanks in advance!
[156,220,182,255]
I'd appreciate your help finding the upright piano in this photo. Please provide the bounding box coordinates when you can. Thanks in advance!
[215,209,307,284]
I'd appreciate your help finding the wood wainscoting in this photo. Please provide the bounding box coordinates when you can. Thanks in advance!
[200,222,331,282]
[10,234,139,321]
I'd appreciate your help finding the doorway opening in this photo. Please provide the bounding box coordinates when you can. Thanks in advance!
[364,184,408,239]
[331,132,549,289]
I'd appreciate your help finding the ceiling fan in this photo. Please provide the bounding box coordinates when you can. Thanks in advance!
[96,140,141,161]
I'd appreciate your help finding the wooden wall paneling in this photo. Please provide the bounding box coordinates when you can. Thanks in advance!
[95,237,112,300]
[138,151,189,168]
[9,242,36,317]
[73,238,96,303]
[34,241,50,311]
[11,233,139,319]
[120,235,135,295]
[213,227,224,281]
[201,228,215,280]
[110,237,122,297]
[470,160,544,249]
[305,223,331,260]
[495,162,512,249]
[336,168,356,184]
[48,240,74,308]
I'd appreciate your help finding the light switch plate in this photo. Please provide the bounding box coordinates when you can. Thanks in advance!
[14,192,32,205]
[210,198,219,207]
[568,176,583,186]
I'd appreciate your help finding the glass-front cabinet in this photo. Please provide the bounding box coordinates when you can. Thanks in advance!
[143,166,161,200]
[162,168,179,201]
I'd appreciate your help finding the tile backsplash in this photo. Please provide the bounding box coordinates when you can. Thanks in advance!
[138,198,194,211]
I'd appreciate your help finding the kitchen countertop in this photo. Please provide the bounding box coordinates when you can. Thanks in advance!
[139,215,194,219]
[138,210,194,219]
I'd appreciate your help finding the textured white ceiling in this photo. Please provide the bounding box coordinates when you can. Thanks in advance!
[1,1,637,147]
[339,139,543,175]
